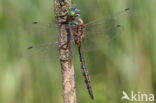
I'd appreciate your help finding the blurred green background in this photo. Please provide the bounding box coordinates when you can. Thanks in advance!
[0,0,156,103]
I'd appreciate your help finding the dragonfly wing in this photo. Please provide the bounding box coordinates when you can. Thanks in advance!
[23,21,75,60]
[85,8,132,28]
[84,8,132,36]
[22,41,59,60]
[81,25,122,52]
[24,21,59,37]
[29,21,69,30]
[84,24,121,41]
[81,8,132,52]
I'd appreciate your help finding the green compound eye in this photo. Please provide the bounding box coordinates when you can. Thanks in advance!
[75,9,80,14]
[69,10,75,17]
[69,8,80,17]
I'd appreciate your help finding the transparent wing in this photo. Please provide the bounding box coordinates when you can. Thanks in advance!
[80,8,132,52]
[25,8,132,38]
[21,41,60,61]
[81,25,122,52]
[23,8,132,57]
[85,8,132,28]
[24,21,59,37]
[84,8,132,36]
[23,22,74,59]
[23,21,59,58]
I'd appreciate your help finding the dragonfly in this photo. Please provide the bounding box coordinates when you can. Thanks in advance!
[24,7,132,100]
[68,8,95,99]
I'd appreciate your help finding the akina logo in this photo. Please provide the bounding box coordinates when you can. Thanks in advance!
[121,91,154,102]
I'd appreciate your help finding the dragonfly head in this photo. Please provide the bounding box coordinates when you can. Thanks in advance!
[69,8,80,18]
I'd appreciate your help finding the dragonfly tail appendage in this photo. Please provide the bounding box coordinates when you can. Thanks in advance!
[78,43,94,100]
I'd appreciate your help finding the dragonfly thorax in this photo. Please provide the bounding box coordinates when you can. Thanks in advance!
[71,18,84,26]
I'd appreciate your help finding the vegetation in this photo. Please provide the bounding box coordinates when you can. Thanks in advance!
[0,0,155,103]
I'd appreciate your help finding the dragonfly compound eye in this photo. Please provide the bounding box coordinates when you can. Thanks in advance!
[69,8,80,17]
[69,10,75,17]
[74,8,80,14]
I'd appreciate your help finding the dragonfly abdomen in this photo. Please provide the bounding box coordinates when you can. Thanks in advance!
[78,44,94,100]
[81,59,94,99]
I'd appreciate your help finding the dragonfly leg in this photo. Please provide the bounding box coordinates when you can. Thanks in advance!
[58,36,72,50]
[59,42,68,50]
[58,40,73,61]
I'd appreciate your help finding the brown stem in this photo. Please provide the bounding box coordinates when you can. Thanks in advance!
[54,0,77,103]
